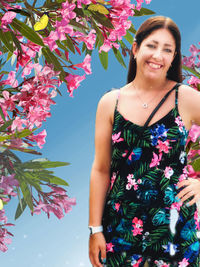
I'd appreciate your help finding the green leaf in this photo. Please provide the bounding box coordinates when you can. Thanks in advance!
[8,8,31,17]
[41,174,69,186]
[182,64,200,79]
[1,144,42,155]
[128,24,136,34]
[20,160,69,170]
[15,129,33,138]
[90,11,114,29]
[192,157,200,171]
[0,106,6,122]
[91,17,104,43]
[124,31,134,45]
[112,47,126,68]
[0,29,14,53]
[0,119,13,132]
[63,35,75,54]
[42,46,66,80]
[69,19,88,34]
[19,180,33,211]
[133,8,155,16]
[99,50,108,70]
[10,31,23,53]
[15,198,27,220]
[11,18,44,46]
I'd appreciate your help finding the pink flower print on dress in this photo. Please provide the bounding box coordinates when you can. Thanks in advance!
[178,258,189,267]
[132,257,143,267]
[154,260,170,267]
[132,217,143,236]
[126,174,138,191]
[194,210,200,230]
[112,131,124,144]
[164,167,174,179]
[110,172,116,190]
[175,116,184,132]
[171,201,182,212]
[106,242,114,252]
[178,174,187,183]
[156,140,171,153]
[115,203,120,212]
[149,152,162,168]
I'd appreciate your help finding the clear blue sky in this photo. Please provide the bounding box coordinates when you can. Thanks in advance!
[1,0,200,266]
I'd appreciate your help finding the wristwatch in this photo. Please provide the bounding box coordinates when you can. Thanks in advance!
[88,225,103,235]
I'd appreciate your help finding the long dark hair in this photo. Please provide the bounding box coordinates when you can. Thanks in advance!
[127,16,182,83]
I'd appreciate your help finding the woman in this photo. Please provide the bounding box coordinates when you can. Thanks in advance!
[89,16,200,267]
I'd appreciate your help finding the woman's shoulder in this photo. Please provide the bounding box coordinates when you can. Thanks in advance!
[98,88,120,108]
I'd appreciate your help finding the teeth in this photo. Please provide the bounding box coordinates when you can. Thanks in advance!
[148,62,161,69]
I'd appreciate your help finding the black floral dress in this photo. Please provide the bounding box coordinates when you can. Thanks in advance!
[102,84,200,267]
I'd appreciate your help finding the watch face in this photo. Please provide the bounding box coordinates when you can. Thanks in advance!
[89,227,93,235]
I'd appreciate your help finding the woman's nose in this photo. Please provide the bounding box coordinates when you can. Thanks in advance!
[152,49,162,59]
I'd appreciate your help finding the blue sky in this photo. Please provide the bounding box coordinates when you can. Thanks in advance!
[1,0,200,266]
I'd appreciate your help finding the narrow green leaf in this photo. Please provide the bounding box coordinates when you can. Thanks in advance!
[15,198,27,220]
[8,8,31,17]
[15,129,32,139]
[42,46,66,80]
[0,29,14,53]
[1,144,42,155]
[0,106,6,122]
[112,47,126,68]
[91,11,114,29]
[69,19,88,34]
[19,180,33,211]
[99,51,108,70]
[128,24,136,34]
[63,35,75,54]
[20,160,69,170]
[47,176,69,186]
[91,18,104,43]
[11,18,44,46]
[39,161,69,168]
[133,8,155,16]
[192,157,200,172]
[0,119,13,132]
[124,31,134,45]
[182,64,200,79]
[10,31,23,53]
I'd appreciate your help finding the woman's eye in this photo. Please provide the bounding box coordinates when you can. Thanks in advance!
[147,44,155,48]
[164,48,172,53]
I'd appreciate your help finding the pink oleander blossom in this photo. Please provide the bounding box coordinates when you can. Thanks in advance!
[189,124,200,142]
[43,31,59,51]
[28,129,47,149]
[3,71,18,88]
[61,1,76,22]
[1,11,16,28]
[75,54,92,75]
[65,73,86,97]
[0,174,19,196]
[78,29,96,50]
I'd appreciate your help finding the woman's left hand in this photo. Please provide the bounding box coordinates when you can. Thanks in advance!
[176,178,200,206]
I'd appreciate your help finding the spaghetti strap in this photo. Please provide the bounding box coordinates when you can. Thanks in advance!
[115,89,120,110]
[144,83,181,128]
[175,83,181,107]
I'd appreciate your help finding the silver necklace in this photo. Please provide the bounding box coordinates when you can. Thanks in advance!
[133,83,165,109]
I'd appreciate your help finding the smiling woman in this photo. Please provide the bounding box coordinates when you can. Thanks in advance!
[89,16,200,267]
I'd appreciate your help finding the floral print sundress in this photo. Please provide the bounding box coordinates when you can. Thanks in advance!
[102,83,200,267]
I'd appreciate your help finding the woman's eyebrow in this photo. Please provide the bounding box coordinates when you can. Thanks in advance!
[151,40,173,46]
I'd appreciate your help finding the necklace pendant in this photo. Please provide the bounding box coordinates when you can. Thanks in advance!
[142,103,148,109]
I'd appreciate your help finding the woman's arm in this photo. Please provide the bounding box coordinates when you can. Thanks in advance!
[89,91,116,267]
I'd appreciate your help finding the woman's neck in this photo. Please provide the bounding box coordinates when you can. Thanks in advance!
[131,76,169,92]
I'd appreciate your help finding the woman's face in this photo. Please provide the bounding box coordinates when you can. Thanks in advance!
[133,28,176,81]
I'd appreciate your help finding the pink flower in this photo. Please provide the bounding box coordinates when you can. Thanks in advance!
[110,172,116,190]
[132,217,143,227]
[112,131,124,143]
[78,29,96,50]
[132,217,143,236]
[0,174,19,196]
[187,75,200,89]
[189,124,200,142]
[29,129,47,149]
[1,11,16,28]
[61,1,76,22]
[3,71,18,87]
[99,40,120,53]
[43,31,59,51]
[115,203,120,212]
[194,210,200,230]
[171,202,182,211]
[75,54,92,75]
[65,73,86,97]
[149,152,162,168]
[132,227,143,236]
[164,166,174,179]
[76,0,91,8]
[189,44,200,57]
[11,117,27,131]
[156,140,171,153]
[178,258,189,267]
[106,242,114,252]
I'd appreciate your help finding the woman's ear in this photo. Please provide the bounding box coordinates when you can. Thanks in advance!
[132,41,138,58]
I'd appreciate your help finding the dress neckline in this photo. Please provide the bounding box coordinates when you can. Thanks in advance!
[115,107,189,132]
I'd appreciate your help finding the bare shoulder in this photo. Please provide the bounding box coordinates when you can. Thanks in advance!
[179,84,200,105]
[97,89,119,123]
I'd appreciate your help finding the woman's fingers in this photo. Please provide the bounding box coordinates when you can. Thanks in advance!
[100,243,106,265]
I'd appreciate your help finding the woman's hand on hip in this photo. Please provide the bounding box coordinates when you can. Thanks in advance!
[176,178,200,206]
[89,232,106,267]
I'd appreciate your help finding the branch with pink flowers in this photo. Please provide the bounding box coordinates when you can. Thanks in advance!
[0,0,155,252]
[182,43,200,178]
